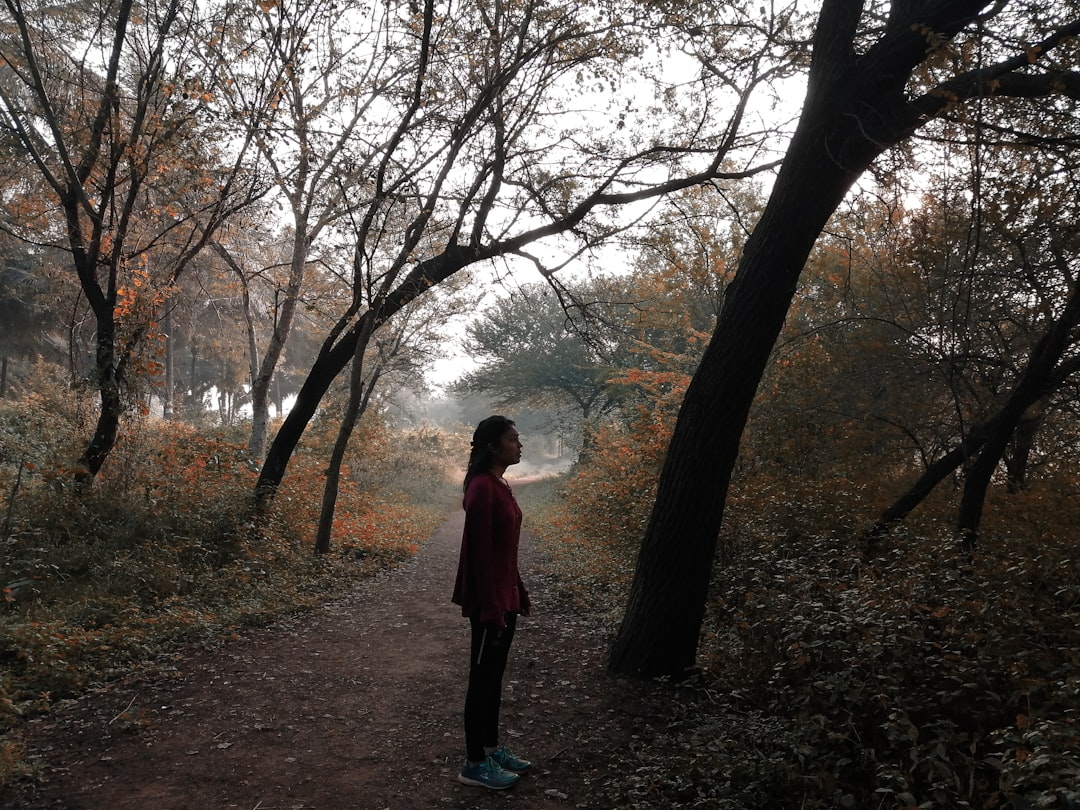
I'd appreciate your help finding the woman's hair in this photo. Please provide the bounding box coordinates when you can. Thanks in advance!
[463,415,516,501]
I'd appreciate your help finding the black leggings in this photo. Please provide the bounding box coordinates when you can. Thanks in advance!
[464,613,516,762]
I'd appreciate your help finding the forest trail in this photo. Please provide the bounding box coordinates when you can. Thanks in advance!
[1,495,659,809]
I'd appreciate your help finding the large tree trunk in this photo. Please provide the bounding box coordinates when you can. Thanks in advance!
[609,138,869,678]
[609,0,992,679]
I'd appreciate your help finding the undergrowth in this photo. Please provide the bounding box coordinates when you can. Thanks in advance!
[535,456,1080,809]
[0,392,456,785]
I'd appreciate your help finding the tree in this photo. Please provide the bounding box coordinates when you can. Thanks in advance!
[314,272,471,554]
[0,0,262,475]
[454,280,633,449]
[0,115,68,395]
[0,237,65,395]
[611,1,1080,679]
[863,152,1080,543]
[206,0,382,459]
[253,0,797,500]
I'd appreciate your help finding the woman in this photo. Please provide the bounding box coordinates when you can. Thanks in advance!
[452,415,532,790]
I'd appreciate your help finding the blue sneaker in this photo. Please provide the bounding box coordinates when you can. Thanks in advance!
[490,745,531,773]
[458,757,519,790]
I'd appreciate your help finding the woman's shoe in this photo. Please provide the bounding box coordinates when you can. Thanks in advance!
[458,757,520,790]
[489,745,531,773]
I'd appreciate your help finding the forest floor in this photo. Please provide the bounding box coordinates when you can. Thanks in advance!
[0,487,675,810]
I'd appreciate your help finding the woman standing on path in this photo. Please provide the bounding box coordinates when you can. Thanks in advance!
[451,415,533,790]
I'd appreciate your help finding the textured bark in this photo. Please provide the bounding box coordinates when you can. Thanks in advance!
[609,130,870,677]
[78,320,123,476]
[314,318,380,555]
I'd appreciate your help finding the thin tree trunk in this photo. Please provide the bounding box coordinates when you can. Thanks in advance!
[248,242,306,460]
[870,278,1080,544]
[314,320,380,555]
[249,388,270,457]
[865,439,978,541]
[211,241,274,458]
[189,336,198,416]
[955,282,1080,543]
[240,277,265,455]
[1004,409,1043,494]
[80,379,123,477]
[254,244,477,501]
[257,314,368,502]
[77,316,123,477]
[955,428,1008,548]
[163,309,174,419]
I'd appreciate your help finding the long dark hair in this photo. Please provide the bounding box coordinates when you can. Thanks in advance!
[463,415,516,503]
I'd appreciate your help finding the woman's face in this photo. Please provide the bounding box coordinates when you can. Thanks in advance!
[490,426,522,469]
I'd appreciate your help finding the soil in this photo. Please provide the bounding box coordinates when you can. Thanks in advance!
[0,496,669,809]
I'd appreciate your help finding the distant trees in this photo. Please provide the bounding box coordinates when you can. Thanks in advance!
[0,0,262,475]
[0,233,64,396]
[449,184,756,453]
[6,0,1077,615]
[205,0,380,459]
[454,280,635,450]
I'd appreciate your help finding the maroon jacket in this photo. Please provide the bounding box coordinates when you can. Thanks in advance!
[452,471,530,630]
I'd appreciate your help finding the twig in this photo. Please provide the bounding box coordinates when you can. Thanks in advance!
[109,694,138,725]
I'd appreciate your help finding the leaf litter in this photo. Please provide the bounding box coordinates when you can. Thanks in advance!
[0,507,678,809]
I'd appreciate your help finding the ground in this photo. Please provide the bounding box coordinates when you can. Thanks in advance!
[0,503,669,809]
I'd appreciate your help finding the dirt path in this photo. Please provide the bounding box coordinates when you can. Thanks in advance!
[1,506,662,809]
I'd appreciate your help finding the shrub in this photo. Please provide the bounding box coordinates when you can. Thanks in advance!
[536,392,1080,808]
[0,394,447,767]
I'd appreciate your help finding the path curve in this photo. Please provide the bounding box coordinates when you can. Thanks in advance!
[2,505,657,809]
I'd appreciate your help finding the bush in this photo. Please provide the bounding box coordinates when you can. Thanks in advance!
[535,396,1080,808]
[0,395,449,760]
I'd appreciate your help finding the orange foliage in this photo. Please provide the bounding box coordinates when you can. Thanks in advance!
[0,402,445,738]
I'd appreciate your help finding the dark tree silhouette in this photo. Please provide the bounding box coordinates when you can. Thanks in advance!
[611,1,1080,679]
